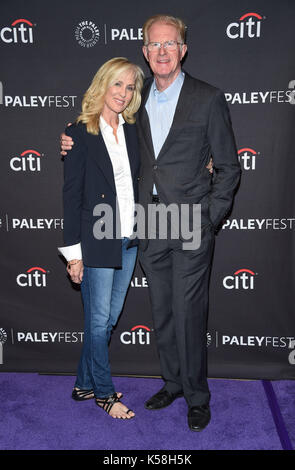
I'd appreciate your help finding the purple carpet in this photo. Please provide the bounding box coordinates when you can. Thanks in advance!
[0,373,293,450]
[271,381,295,449]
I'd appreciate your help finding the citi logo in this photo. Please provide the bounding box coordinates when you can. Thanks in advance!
[16,267,48,287]
[120,325,151,345]
[10,149,42,172]
[226,12,263,39]
[0,19,34,44]
[223,269,256,290]
[238,147,260,170]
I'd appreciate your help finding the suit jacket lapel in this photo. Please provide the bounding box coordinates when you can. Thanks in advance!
[138,74,197,162]
[156,73,196,160]
[138,77,155,161]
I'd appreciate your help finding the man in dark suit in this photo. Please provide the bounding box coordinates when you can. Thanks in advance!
[136,14,241,432]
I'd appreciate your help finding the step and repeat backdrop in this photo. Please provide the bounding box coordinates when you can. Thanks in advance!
[0,0,294,380]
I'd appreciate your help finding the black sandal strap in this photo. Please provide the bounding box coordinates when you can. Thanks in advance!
[72,388,94,401]
[76,389,93,397]
[96,392,121,414]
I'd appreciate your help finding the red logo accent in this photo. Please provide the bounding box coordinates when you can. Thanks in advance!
[11,19,33,27]
[131,325,151,331]
[20,150,41,157]
[234,269,255,276]
[239,13,262,21]
[27,267,46,273]
[238,148,256,155]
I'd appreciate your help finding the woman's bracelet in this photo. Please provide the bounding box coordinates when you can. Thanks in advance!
[67,259,82,269]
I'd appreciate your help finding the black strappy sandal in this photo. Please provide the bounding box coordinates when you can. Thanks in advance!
[72,388,94,401]
[95,392,134,419]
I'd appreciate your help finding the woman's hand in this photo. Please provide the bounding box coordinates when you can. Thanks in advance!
[206,158,214,174]
[67,259,84,284]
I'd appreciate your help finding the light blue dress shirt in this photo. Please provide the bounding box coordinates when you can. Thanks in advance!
[145,71,185,194]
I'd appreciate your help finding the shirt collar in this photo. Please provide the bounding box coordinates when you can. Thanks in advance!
[153,71,185,102]
[100,113,125,131]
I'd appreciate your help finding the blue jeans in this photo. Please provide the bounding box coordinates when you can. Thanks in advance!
[75,238,137,398]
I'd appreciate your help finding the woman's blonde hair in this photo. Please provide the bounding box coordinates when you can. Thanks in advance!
[76,57,144,135]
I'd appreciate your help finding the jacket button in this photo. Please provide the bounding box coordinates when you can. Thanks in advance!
[101,194,105,198]
[153,165,157,170]
[100,220,104,224]
[137,177,140,181]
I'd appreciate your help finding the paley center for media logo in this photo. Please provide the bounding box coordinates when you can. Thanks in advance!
[15,331,84,343]
[0,328,7,365]
[75,20,100,47]
[217,332,295,352]
[0,18,35,44]
[131,276,148,288]
[214,332,295,365]
[2,215,63,231]
[0,81,77,108]
[74,19,142,47]
[222,217,295,231]
[16,266,48,287]
[223,268,256,290]
[225,81,295,105]
[289,340,295,365]
[226,12,264,39]
[110,27,142,41]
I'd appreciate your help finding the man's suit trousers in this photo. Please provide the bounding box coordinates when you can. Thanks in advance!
[139,221,215,407]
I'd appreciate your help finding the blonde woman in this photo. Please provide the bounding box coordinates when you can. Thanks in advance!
[58,58,144,419]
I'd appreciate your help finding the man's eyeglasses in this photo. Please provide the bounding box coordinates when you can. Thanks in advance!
[145,40,183,52]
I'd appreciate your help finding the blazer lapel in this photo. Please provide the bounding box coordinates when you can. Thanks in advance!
[89,132,116,194]
[89,122,138,194]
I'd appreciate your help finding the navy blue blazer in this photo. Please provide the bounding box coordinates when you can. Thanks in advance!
[63,121,140,268]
